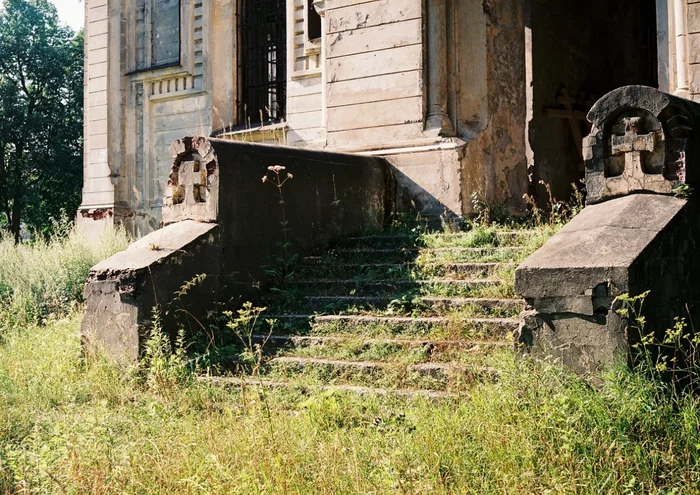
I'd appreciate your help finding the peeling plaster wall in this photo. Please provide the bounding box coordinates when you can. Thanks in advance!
[461,0,528,215]
[324,0,425,150]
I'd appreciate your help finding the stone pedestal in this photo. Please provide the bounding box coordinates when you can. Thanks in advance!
[516,86,700,373]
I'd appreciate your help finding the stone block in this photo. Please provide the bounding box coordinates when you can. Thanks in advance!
[82,221,221,363]
[517,310,627,375]
[516,194,695,373]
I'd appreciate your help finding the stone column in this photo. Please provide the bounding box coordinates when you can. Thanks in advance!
[426,0,454,136]
[674,0,690,97]
[314,0,327,130]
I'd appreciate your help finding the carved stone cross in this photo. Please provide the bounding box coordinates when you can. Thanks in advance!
[610,117,657,178]
[178,160,207,205]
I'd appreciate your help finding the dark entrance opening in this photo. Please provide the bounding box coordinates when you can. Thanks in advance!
[238,0,287,126]
[528,0,658,204]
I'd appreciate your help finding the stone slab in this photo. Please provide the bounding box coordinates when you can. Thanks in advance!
[91,220,217,273]
[516,194,686,300]
[82,220,221,363]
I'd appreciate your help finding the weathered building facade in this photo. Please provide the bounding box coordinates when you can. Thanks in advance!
[79,0,698,237]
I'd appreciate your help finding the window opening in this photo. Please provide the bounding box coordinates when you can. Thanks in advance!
[307,0,322,41]
[133,0,181,72]
[239,0,287,125]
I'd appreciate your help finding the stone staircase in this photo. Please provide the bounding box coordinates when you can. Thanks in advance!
[203,226,553,397]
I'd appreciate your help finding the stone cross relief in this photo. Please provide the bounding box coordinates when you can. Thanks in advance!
[175,160,207,205]
[607,116,667,193]
[610,117,656,176]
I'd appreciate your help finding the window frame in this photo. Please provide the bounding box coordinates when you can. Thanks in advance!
[304,0,322,55]
[126,0,183,75]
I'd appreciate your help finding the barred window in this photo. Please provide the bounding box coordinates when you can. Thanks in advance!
[238,0,287,125]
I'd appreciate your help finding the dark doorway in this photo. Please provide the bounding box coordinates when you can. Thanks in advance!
[528,0,658,204]
[238,0,287,126]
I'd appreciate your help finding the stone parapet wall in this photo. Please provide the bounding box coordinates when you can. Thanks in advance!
[82,137,395,361]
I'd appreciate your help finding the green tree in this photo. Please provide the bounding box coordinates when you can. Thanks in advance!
[0,0,83,241]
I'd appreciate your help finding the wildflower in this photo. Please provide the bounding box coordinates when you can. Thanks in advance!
[287,173,293,179]
[262,176,267,183]
[268,165,286,173]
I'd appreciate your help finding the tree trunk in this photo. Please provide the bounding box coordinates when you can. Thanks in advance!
[10,188,20,243]
[10,142,23,243]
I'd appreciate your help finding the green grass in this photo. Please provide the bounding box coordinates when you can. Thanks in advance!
[0,225,129,328]
[5,215,700,492]
[2,314,700,493]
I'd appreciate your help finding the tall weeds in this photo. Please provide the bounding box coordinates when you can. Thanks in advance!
[0,224,129,328]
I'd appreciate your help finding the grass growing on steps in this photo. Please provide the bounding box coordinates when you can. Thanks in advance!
[3,314,700,493]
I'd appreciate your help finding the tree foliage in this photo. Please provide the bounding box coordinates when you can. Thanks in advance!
[0,0,83,241]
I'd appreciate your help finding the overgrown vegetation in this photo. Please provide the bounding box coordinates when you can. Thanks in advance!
[3,315,700,493]
[5,184,700,492]
[0,223,129,329]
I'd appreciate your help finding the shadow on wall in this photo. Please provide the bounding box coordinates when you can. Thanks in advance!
[392,166,460,223]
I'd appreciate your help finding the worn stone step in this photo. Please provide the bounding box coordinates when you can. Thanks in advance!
[341,231,537,246]
[419,262,516,278]
[332,246,525,255]
[303,296,522,316]
[296,262,515,281]
[267,356,499,390]
[263,313,518,339]
[296,262,410,277]
[286,278,502,295]
[416,246,529,264]
[420,297,524,312]
[251,333,511,351]
[424,246,526,253]
[250,334,509,365]
[311,246,529,265]
[336,235,421,248]
[198,375,456,399]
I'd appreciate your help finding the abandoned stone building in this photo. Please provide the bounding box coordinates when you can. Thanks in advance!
[79,0,696,237]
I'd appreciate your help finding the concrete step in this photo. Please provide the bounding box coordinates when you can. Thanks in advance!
[420,297,524,312]
[341,231,537,246]
[307,246,528,264]
[302,258,518,278]
[419,262,516,278]
[296,262,515,280]
[198,375,456,399]
[251,333,511,351]
[332,246,525,255]
[267,356,499,390]
[336,235,420,248]
[304,295,522,314]
[286,278,502,295]
[263,313,518,339]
